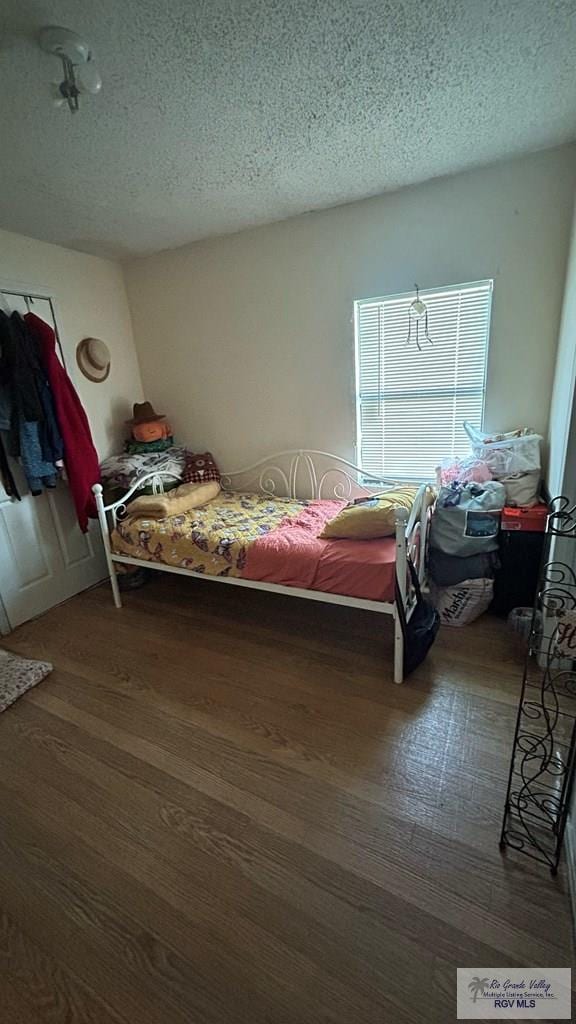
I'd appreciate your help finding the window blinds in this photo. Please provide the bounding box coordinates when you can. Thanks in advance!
[355,280,493,480]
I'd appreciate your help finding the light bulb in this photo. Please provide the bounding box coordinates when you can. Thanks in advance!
[40,27,91,64]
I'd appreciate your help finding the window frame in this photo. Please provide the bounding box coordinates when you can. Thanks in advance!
[353,279,493,482]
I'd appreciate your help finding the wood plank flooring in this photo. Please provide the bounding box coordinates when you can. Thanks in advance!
[0,575,573,1023]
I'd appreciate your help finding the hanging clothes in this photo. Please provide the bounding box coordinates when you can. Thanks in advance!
[0,384,20,501]
[0,436,20,499]
[36,368,64,467]
[18,421,58,494]
[0,374,19,498]
[0,378,12,431]
[0,311,63,496]
[25,312,100,532]
[0,311,45,420]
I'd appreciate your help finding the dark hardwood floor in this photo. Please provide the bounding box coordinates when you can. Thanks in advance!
[0,575,573,1022]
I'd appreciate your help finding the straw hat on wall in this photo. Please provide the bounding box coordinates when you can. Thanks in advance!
[76,337,111,383]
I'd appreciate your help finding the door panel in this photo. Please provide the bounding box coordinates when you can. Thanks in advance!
[0,476,107,628]
[0,293,107,629]
[2,496,53,588]
[48,488,95,568]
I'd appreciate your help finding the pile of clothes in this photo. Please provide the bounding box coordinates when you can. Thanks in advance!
[463,421,542,507]
[430,422,544,626]
[0,310,100,532]
[100,401,183,499]
[100,400,221,502]
[429,480,506,626]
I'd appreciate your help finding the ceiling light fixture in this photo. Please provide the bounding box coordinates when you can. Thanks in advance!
[407,284,432,352]
[39,26,102,113]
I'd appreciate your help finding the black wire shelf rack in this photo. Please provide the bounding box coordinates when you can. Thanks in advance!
[500,497,576,875]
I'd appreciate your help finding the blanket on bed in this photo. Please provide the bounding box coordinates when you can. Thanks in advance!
[111,490,398,602]
[112,491,316,576]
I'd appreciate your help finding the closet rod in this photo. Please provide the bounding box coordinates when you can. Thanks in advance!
[1,288,54,301]
[1,291,65,366]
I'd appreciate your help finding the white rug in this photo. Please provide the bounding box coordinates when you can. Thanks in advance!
[0,648,53,713]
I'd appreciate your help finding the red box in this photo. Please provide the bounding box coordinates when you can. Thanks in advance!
[500,503,548,532]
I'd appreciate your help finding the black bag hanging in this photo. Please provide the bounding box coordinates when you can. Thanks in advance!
[395,557,440,677]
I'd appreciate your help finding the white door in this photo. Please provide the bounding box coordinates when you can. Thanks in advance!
[0,293,107,629]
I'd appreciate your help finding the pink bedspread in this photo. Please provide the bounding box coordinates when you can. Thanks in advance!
[242,499,397,603]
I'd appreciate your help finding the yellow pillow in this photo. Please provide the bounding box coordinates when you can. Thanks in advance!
[320,486,421,540]
[127,479,220,518]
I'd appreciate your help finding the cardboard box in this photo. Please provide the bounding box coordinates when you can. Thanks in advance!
[500,503,548,532]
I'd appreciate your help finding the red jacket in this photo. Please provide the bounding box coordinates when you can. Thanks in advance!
[25,313,100,532]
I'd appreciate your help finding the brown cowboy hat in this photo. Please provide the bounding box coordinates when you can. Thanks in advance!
[126,401,166,425]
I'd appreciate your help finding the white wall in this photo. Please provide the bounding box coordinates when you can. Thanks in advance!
[546,202,576,917]
[125,145,576,470]
[0,228,143,458]
[547,201,576,497]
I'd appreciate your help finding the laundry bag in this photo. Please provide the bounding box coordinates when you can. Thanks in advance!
[429,548,500,587]
[430,481,506,556]
[431,578,494,626]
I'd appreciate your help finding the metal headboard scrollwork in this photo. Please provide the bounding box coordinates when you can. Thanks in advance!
[220,449,402,501]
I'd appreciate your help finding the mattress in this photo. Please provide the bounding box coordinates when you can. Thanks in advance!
[111,490,397,603]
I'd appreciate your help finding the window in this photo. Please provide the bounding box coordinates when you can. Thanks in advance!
[354,280,493,480]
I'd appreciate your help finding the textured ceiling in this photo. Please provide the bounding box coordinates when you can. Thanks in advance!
[1,0,576,258]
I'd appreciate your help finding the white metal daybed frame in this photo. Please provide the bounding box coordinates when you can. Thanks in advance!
[93,449,430,684]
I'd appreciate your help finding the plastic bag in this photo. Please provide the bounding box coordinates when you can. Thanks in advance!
[508,607,542,649]
[431,578,494,626]
[437,456,492,487]
[464,421,542,478]
[507,607,534,645]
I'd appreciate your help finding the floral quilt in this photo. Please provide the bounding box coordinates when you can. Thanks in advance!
[111,490,310,576]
